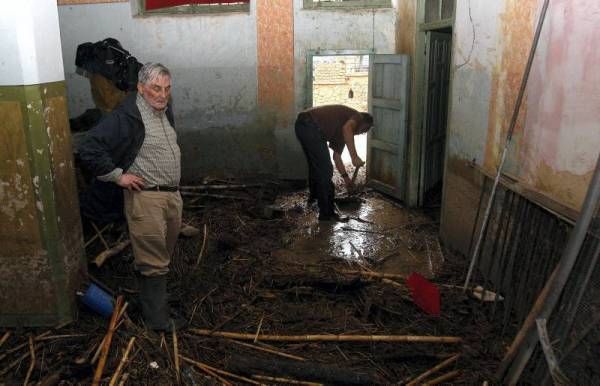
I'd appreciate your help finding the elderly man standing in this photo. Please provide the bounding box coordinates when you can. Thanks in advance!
[295,104,373,222]
[79,63,182,331]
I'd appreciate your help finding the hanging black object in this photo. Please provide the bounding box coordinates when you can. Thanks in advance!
[348,88,354,99]
[75,38,142,91]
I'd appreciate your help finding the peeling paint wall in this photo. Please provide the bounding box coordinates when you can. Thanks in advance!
[0,83,85,326]
[441,0,600,254]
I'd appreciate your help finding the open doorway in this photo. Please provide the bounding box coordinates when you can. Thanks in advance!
[420,28,452,208]
[310,53,370,167]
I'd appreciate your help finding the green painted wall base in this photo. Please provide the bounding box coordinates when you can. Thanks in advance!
[0,82,86,326]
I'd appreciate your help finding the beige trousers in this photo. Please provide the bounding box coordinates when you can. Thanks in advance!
[124,190,182,276]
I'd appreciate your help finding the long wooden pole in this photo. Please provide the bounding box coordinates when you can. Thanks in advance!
[93,296,124,386]
[190,329,462,344]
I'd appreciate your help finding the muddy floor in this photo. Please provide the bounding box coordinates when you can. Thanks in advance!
[0,177,511,385]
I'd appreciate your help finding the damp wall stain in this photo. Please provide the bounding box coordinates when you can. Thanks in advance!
[484,0,537,173]
[440,157,484,254]
[442,0,599,253]
[396,0,416,55]
[256,0,294,128]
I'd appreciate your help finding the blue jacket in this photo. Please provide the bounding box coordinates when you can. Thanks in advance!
[78,92,175,223]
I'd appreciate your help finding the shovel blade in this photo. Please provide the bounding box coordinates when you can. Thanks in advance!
[406,272,440,316]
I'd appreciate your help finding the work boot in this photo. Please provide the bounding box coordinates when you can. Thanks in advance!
[139,275,186,332]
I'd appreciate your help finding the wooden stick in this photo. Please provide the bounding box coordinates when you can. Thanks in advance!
[381,278,404,289]
[91,337,106,365]
[252,374,323,385]
[92,296,124,386]
[0,351,31,376]
[180,192,252,201]
[406,354,460,386]
[253,314,264,343]
[95,240,130,267]
[424,369,461,385]
[196,224,208,267]
[172,326,180,384]
[180,183,262,190]
[228,339,306,361]
[180,356,232,385]
[92,305,128,367]
[23,336,35,386]
[84,223,112,248]
[190,329,462,344]
[91,221,111,250]
[340,270,407,280]
[36,334,88,341]
[117,372,129,386]
[0,331,10,349]
[2,329,54,357]
[180,355,259,385]
[109,337,136,386]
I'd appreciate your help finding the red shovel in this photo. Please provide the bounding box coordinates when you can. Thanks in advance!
[406,272,440,316]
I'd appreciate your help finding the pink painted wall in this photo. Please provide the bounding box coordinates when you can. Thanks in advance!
[520,0,600,208]
[448,0,599,211]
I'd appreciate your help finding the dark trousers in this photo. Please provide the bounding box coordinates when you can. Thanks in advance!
[295,114,335,217]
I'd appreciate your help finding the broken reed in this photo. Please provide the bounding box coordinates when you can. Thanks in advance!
[190,329,462,344]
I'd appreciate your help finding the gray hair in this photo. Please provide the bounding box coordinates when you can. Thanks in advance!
[138,62,171,84]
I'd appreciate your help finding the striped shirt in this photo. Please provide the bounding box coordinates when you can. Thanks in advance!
[126,94,181,187]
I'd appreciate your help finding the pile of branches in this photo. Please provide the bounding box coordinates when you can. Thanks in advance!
[0,180,507,384]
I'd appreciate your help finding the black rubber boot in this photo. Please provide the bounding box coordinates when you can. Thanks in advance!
[139,274,170,331]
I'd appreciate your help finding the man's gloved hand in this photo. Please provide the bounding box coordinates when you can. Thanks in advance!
[117,173,145,191]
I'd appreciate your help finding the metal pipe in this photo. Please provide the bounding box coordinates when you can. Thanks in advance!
[463,0,552,290]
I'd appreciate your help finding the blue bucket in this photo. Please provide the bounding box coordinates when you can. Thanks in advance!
[81,283,114,318]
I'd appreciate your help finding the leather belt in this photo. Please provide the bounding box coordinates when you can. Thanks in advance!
[142,185,179,192]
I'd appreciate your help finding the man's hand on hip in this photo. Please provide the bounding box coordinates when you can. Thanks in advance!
[117,173,145,191]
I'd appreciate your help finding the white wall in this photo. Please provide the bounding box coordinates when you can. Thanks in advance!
[0,0,65,86]
[58,2,257,129]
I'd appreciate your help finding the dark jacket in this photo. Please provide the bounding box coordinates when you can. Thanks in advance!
[78,92,175,223]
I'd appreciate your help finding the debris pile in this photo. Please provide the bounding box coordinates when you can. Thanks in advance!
[0,180,509,384]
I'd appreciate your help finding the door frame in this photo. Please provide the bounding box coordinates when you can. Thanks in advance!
[305,49,375,109]
[406,2,456,207]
